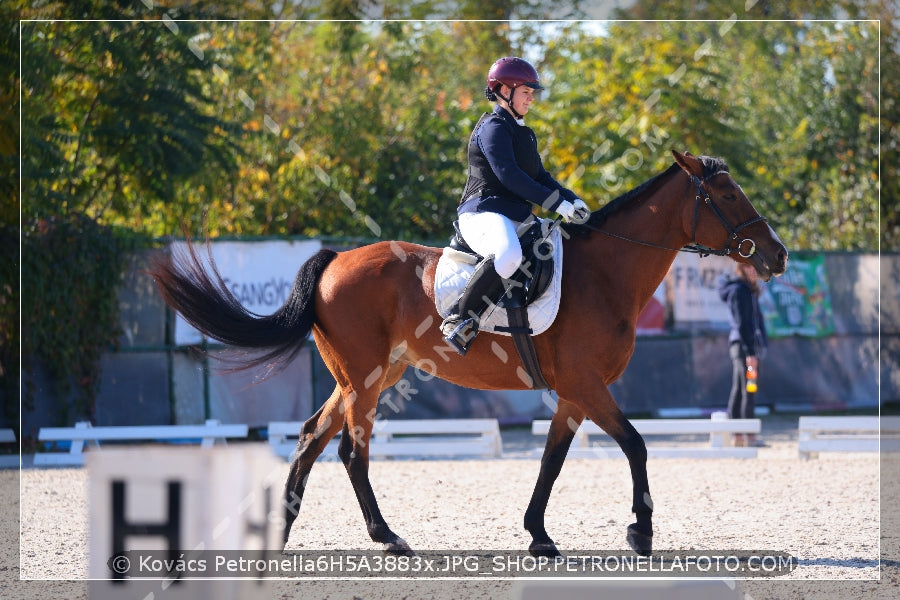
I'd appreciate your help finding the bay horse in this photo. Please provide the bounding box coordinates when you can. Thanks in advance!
[150,150,787,558]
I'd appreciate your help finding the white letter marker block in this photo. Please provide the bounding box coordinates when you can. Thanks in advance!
[88,444,283,600]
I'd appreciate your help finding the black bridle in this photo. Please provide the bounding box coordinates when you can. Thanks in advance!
[684,173,768,257]
[581,171,768,258]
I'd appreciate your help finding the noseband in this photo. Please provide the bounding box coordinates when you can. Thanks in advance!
[683,172,767,258]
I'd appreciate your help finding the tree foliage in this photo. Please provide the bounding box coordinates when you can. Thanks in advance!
[17,5,887,248]
[20,19,255,227]
[19,216,132,420]
[10,0,275,417]
[540,19,880,251]
[609,0,892,249]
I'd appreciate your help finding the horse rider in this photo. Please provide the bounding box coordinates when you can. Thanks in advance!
[440,56,590,355]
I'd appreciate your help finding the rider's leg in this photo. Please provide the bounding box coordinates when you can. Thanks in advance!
[440,257,507,354]
[457,211,523,279]
[440,212,522,355]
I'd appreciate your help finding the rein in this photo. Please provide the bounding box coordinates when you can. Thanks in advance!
[581,171,767,258]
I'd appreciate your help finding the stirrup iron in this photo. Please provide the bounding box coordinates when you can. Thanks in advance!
[441,316,478,355]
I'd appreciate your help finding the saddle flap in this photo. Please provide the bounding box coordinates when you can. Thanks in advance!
[525,241,554,305]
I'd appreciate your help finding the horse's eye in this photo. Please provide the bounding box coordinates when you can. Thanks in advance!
[724,194,737,201]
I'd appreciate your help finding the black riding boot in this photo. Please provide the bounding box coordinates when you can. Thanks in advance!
[440,257,508,356]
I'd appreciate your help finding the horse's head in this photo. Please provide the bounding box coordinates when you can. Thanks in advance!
[672,150,788,281]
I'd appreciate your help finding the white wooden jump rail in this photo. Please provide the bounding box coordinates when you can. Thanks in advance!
[34,419,249,466]
[0,428,17,469]
[532,414,762,459]
[798,415,900,459]
[268,418,503,460]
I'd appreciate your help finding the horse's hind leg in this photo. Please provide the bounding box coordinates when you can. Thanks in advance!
[524,398,585,557]
[282,362,408,551]
[336,418,412,555]
[337,361,413,555]
[282,385,345,548]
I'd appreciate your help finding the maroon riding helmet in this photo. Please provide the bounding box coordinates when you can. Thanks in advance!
[487,56,545,93]
[485,57,545,117]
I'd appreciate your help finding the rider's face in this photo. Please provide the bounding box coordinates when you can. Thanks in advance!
[502,85,535,116]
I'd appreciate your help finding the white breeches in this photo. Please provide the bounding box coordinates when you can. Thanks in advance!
[457,211,525,279]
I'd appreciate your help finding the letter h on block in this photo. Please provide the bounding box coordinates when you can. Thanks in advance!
[111,480,182,580]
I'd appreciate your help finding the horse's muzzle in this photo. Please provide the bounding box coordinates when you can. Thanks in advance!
[751,243,788,281]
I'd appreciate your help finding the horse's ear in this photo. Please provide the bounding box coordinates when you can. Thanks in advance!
[672,150,703,177]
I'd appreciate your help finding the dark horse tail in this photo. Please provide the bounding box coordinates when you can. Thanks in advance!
[151,241,338,373]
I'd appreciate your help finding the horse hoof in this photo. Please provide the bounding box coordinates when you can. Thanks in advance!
[382,538,415,557]
[626,523,653,556]
[529,541,562,558]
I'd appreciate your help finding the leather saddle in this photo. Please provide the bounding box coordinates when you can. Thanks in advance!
[448,219,555,309]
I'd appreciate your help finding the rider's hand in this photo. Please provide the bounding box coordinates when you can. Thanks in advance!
[555,200,577,222]
[572,198,591,223]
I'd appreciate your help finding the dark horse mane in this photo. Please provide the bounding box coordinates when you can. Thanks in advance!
[562,155,729,236]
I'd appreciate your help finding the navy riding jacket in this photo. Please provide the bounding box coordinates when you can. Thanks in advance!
[458,105,577,223]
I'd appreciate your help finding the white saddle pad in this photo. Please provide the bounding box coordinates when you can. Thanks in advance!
[433,222,564,336]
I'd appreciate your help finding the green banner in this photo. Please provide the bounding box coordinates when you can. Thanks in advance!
[759,254,834,337]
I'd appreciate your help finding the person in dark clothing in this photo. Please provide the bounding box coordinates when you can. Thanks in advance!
[441,56,590,355]
[718,262,769,447]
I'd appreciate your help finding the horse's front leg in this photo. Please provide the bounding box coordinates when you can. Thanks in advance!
[524,399,585,557]
[559,382,654,556]
[610,416,653,555]
[590,400,653,556]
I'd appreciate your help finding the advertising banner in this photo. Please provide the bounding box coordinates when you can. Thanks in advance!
[666,252,835,337]
[759,253,835,337]
[667,253,735,327]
